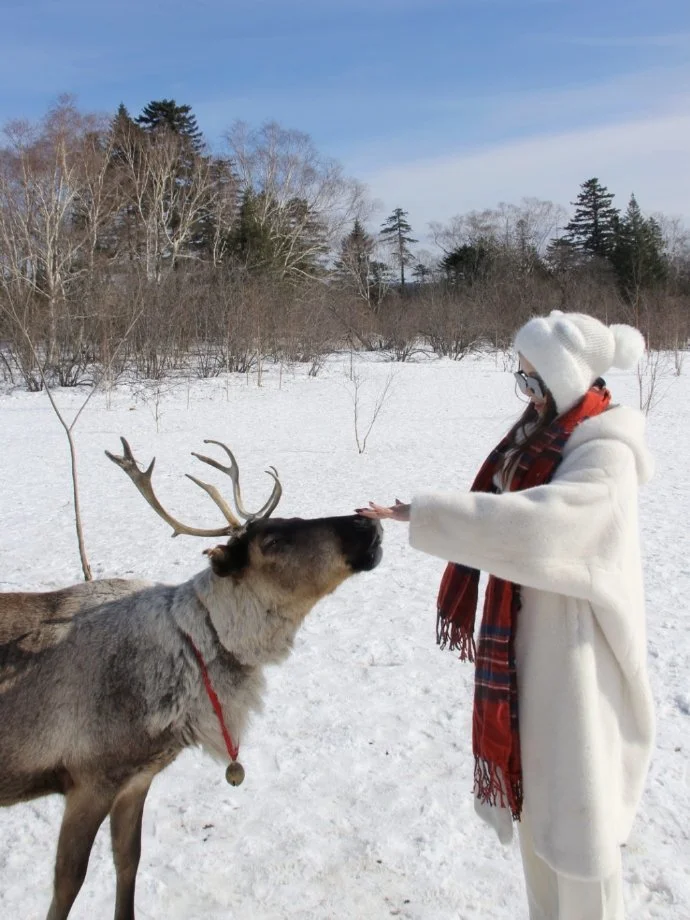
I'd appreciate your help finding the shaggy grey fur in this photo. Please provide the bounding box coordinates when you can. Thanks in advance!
[0,514,382,920]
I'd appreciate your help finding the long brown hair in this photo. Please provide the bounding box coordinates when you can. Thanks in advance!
[505,391,557,449]
[499,392,558,484]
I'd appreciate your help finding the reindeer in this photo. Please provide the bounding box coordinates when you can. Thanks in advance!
[0,439,382,920]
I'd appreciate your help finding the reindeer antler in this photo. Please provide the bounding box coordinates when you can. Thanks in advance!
[191,440,282,522]
[105,438,282,537]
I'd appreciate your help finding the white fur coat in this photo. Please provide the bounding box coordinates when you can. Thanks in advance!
[408,405,655,881]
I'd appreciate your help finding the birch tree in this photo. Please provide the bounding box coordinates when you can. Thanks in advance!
[224,120,367,279]
[0,98,110,373]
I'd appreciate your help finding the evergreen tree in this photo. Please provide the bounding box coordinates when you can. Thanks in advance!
[369,259,395,303]
[411,262,432,283]
[111,103,141,155]
[283,196,329,276]
[611,194,667,298]
[193,156,240,262]
[228,189,278,273]
[102,104,148,260]
[334,219,376,299]
[132,99,217,269]
[442,241,492,285]
[511,216,547,276]
[228,190,327,278]
[379,207,417,288]
[563,178,619,258]
[135,99,205,152]
[544,236,582,274]
[341,218,374,265]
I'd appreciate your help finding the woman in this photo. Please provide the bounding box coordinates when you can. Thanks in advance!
[358,311,655,920]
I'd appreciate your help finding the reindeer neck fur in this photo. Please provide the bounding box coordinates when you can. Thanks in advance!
[178,569,306,668]
[158,569,304,761]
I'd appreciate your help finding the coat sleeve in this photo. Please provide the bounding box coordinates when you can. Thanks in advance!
[408,439,636,602]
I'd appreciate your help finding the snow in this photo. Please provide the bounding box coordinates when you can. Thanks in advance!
[0,352,688,919]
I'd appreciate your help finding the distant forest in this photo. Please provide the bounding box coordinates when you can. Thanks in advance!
[1,95,688,390]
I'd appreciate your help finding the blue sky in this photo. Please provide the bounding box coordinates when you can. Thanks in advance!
[1,0,689,236]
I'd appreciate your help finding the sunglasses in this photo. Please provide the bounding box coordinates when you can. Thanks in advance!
[514,369,546,400]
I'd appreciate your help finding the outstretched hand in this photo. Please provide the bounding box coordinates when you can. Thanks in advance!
[356,499,411,522]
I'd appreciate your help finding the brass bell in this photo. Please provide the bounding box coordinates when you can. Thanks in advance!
[225,761,245,786]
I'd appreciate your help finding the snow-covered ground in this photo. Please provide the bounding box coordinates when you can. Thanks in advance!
[0,352,687,919]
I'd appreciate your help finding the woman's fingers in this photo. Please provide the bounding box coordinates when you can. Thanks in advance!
[355,501,391,518]
[355,500,410,520]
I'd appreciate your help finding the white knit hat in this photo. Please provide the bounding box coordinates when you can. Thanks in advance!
[514,310,645,413]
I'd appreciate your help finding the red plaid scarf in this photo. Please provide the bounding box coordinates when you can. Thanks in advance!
[436,387,611,820]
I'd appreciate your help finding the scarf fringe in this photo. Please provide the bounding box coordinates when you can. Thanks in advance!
[436,608,476,662]
[474,756,523,822]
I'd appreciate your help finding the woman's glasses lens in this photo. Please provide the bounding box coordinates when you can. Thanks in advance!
[514,370,544,399]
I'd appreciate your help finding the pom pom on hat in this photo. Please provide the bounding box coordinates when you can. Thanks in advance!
[514,311,645,412]
[610,324,645,369]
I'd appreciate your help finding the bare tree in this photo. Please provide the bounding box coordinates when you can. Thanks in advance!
[637,349,672,415]
[420,287,479,359]
[112,124,217,280]
[0,98,111,370]
[430,197,566,273]
[654,212,690,290]
[430,209,498,255]
[224,120,368,279]
[495,198,567,257]
[203,157,239,267]
[348,369,395,453]
[1,291,143,579]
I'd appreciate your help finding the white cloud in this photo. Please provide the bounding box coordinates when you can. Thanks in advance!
[357,108,690,238]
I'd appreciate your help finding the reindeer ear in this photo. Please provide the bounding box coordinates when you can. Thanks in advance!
[203,537,249,578]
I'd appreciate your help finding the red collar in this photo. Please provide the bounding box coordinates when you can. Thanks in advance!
[185,633,240,762]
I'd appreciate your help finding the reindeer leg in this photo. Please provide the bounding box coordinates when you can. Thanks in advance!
[46,782,116,920]
[109,773,155,920]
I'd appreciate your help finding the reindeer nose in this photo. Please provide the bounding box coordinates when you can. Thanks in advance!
[343,515,383,572]
[351,514,382,541]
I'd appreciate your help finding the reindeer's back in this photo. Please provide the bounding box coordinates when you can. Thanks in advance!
[0,579,153,647]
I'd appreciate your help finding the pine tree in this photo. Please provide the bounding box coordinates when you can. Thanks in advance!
[193,156,240,263]
[102,104,148,260]
[228,190,327,278]
[228,189,277,273]
[563,178,619,259]
[135,99,205,152]
[544,236,582,274]
[342,218,374,265]
[379,208,417,288]
[334,219,376,300]
[369,259,395,303]
[411,262,432,283]
[611,194,667,298]
[283,196,329,276]
[442,241,492,285]
[111,103,140,153]
[512,216,547,276]
[131,99,216,270]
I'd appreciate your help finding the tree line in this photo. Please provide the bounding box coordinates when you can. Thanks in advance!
[1,95,688,390]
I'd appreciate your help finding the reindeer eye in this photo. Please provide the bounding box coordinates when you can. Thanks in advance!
[261,535,283,552]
